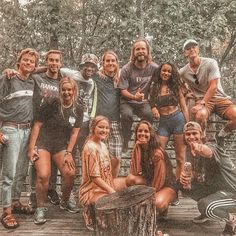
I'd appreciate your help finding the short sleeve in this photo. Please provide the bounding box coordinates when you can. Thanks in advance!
[118,65,130,90]
[208,59,221,81]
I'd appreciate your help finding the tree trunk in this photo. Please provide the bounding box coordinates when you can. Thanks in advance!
[95,185,157,236]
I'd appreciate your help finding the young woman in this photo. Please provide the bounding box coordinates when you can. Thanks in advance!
[28,77,83,225]
[79,115,126,230]
[126,120,177,216]
[150,62,189,180]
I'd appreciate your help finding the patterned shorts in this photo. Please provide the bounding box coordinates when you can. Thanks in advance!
[108,121,123,159]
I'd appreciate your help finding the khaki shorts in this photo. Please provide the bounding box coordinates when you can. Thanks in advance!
[195,97,236,119]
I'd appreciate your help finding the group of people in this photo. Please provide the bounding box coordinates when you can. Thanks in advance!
[0,37,236,236]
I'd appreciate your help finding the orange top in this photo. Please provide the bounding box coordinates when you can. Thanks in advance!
[79,140,114,206]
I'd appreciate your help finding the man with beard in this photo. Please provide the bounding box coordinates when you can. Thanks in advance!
[180,121,236,236]
[118,38,158,153]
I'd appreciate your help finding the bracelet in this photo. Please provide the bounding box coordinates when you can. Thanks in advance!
[65,150,72,155]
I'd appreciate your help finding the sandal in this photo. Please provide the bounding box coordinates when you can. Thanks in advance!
[12,202,35,215]
[1,213,19,229]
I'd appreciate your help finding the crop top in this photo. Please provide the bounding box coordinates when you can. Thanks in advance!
[154,94,178,109]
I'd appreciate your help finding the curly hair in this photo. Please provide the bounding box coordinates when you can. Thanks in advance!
[151,62,182,99]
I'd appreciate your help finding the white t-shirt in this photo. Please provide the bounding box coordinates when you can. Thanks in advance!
[180,57,230,99]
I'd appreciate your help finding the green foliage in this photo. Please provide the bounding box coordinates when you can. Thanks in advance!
[0,0,235,94]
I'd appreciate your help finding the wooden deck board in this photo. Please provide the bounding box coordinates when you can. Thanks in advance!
[0,196,224,236]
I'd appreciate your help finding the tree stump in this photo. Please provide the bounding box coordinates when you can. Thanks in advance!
[95,185,157,236]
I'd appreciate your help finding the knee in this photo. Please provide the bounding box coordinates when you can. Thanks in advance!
[195,110,208,122]
[37,173,50,186]
[197,198,208,215]
[155,196,169,212]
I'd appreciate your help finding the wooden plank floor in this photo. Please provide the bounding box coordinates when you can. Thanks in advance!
[0,195,224,236]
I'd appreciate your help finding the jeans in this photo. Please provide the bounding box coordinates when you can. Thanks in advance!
[1,126,30,208]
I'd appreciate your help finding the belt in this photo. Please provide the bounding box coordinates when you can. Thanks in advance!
[2,121,31,129]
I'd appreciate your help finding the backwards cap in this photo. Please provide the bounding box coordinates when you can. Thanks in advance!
[183,121,202,133]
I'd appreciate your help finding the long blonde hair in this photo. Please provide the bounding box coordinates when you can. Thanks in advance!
[100,50,120,85]
[59,77,78,117]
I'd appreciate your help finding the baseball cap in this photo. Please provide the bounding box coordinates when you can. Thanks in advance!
[183,39,198,51]
[79,53,99,69]
[183,121,202,133]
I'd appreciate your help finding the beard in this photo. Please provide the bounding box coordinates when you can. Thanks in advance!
[135,54,148,63]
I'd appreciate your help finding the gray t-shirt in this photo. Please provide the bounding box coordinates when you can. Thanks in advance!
[118,62,158,104]
[0,74,35,123]
[179,57,229,99]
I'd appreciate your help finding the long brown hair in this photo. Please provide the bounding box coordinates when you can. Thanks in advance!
[130,38,152,64]
[100,50,120,85]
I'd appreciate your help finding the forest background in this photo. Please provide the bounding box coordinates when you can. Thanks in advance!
[0,0,235,97]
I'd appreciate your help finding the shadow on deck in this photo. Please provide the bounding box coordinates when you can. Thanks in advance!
[0,195,224,236]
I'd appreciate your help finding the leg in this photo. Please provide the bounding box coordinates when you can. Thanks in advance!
[34,150,51,208]
[113,177,127,191]
[194,107,209,134]
[108,121,122,177]
[135,103,153,123]
[222,106,236,133]
[126,174,146,186]
[1,126,22,226]
[198,191,236,221]
[77,121,90,154]
[173,134,186,180]
[158,135,169,150]
[154,187,177,213]
[53,151,75,202]
[120,102,134,150]
[12,128,31,203]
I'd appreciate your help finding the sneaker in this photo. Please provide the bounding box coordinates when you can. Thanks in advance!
[60,200,79,214]
[193,214,209,224]
[47,189,60,205]
[34,207,47,225]
[29,192,37,209]
[221,224,236,236]
[171,198,180,206]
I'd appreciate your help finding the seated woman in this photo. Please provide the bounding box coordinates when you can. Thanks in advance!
[79,115,127,230]
[28,77,83,225]
[150,62,189,180]
[126,120,177,217]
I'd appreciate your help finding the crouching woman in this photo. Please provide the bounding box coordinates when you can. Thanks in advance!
[126,120,177,216]
[79,116,127,230]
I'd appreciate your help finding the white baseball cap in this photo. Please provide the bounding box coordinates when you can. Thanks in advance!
[183,39,198,51]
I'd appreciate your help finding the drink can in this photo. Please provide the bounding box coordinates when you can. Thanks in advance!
[183,162,192,190]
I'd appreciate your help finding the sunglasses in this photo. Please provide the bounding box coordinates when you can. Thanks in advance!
[193,74,199,85]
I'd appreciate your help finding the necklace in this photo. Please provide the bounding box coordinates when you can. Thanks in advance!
[62,102,72,108]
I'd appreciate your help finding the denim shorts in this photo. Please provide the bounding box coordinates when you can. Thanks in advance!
[158,110,185,137]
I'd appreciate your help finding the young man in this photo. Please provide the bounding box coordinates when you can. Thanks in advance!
[180,121,236,236]
[29,50,63,209]
[0,48,39,229]
[180,39,236,138]
[118,38,158,153]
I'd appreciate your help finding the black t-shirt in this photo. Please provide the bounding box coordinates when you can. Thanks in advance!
[32,73,59,117]
[93,75,120,121]
[36,98,83,144]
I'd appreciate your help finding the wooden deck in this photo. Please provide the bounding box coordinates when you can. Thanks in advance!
[0,194,225,236]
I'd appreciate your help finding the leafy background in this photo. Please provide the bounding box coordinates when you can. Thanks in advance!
[0,0,235,96]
